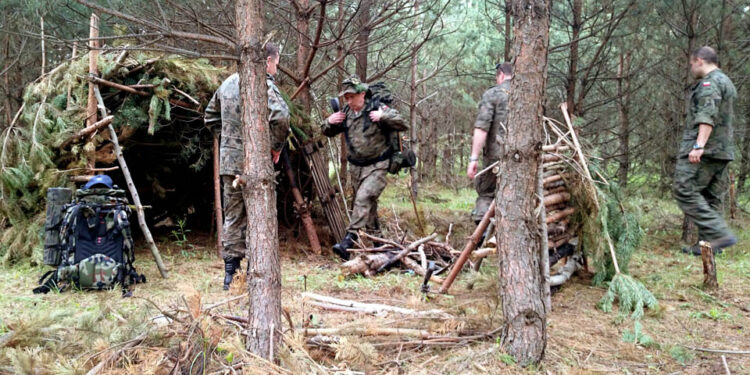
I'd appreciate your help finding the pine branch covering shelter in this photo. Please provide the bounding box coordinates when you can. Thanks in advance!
[0,49,226,265]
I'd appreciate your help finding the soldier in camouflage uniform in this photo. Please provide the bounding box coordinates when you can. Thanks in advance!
[205,43,290,289]
[467,63,511,223]
[674,46,737,256]
[322,76,408,259]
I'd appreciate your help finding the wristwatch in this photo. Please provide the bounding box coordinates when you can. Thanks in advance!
[469,156,479,162]
[693,143,704,150]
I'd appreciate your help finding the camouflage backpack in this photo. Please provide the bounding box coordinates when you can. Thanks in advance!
[34,187,146,297]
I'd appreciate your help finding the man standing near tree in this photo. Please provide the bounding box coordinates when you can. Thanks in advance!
[467,63,512,224]
[322,76,407,260]
[205,42,290,290]
[674,46,737,256]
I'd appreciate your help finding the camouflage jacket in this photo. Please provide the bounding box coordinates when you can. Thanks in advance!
[321,100,407,163]
[680,69,736,160]
[474,80,510,162]
[205,73,290,175]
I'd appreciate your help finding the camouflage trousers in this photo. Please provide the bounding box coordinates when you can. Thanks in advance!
[348,159,389,236]
[221,175,247,260]
[673,157,731,242]
[472,160,497,223]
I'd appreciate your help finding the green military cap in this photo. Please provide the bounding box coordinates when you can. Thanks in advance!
[339,76,369,96]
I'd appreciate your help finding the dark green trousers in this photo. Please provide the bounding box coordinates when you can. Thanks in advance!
[672,156,731,242]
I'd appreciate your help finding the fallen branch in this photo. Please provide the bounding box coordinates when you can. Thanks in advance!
[86,332,146,375]
[685,346,750,355]
[304,327,430,338]
[376,233,438,273]
[61,115,114,148]
[302,292,451,318]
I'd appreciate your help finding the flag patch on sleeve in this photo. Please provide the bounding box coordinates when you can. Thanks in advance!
[702,81,711,87]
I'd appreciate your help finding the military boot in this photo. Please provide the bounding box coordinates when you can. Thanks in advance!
[332,232,357,260]
[223,257,241,290]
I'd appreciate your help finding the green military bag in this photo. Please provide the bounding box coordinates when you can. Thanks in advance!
[34,185,146,297]
[43,187,73,266]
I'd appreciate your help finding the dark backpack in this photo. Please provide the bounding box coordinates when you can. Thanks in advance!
[35,188,146,297]
[332,82,416,174]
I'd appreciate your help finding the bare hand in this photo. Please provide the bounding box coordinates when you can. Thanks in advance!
[327,112,346,124]
[271,149,281,164]
[689,148,704,164]
[369,108,383,122]
[467,161,478,180]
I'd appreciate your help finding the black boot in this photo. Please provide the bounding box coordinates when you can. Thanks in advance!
[223,257,240,290]
[332,232,357,260]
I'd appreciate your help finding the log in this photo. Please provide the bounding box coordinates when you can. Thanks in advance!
[88,75,149,96]
[543,192,570,207]
[542,153,562,163]
[93,86,168,278]
[213,136,223,257]
[541,144,570,152]
[304,327,430,339]
[282,150,321,254]
[302,292,451,318]
[69,175,95,183]
[439,200,495,294]
[340,253,391,276]
[85,13,99,129]
[85,13,99,171]
[549,253,583,286]
[61,115,114,148]
[543,185,567,195]
[470,248,496,261]
[700,241,718,290]
[542,174,565,186]
[376,233,438,273]
[545,208,575,224]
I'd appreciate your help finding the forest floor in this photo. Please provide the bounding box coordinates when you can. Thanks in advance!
[0,178,749,374]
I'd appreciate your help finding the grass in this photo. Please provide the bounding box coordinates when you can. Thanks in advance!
[0,179,749,374]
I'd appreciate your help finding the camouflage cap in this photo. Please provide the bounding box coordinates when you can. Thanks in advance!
[339,76,369,96]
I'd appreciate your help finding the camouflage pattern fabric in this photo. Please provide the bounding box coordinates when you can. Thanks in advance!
[471,80,509,222]
[205,73,291,176]
[56,254,121,290]
[44,188,73,266]
[673,157,731,241]
[678,69,736,160]
[321,98,407,162]
[221,175,247,259]
[348,159,389,235]
[673,68,736,242]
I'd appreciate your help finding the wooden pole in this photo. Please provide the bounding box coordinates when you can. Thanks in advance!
[282,150,321,254]
[40,17,45,77]
[67,42,78,108]
[93,86,169,278]
[86,13,99,170]
[439,200,495,294]
[213,136,223,257]
[700,241,718,290]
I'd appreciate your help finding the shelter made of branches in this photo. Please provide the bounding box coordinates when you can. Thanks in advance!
[0,49,225,265]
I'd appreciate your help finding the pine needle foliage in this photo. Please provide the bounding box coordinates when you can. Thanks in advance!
[0,49,225,266]
[567,162,657,320]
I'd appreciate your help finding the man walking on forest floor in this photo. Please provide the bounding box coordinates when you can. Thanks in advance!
[205,42,290,290]
[322,76,408,260]
[467,63,511,224]
[674,46,737,256]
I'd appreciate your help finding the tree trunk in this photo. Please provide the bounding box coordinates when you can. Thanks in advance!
[236,0,281,359]
[616,52,631,186]
[409,0,420,198]
[565,0,581,118]
[355,0,371,80]
[336,0,348,191]
[295,0,313,114]
[680,7,698,242]
[504,0,512,61]
[496,0,550,366]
